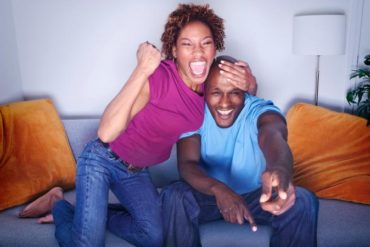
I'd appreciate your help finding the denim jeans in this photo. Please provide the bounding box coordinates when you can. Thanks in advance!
[161,181,319,247]
[52,139,163,247]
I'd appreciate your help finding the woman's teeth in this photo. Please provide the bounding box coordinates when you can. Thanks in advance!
[190,61,206,75]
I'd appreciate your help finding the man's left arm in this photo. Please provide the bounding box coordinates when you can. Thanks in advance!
[257,111,296,215]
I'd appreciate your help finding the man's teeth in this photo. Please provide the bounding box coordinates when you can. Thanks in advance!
[190,61,206,75]
[217,109,233,115]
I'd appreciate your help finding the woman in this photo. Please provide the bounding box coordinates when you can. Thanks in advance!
[20,4,256,247]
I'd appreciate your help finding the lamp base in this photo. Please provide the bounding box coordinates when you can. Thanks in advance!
[314,55,320,106]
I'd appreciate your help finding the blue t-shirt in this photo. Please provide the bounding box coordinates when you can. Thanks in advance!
[181,94,282,194]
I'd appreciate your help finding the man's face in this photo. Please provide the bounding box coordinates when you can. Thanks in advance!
[205,70,245,128]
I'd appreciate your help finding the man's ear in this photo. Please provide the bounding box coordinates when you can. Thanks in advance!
[172,46,177,59]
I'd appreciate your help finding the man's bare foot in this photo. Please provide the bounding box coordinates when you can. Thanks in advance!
[38,213,54,224]
[19,187,63,218]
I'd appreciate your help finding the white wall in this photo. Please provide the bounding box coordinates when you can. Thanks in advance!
[0,0,23,105]
[4,0,366,116]
[11,0,181,116]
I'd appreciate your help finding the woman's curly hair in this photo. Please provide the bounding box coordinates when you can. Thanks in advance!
[161,4,225,60]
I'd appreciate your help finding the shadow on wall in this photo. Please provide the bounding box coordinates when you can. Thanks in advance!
[23,94,100,120]
[286,97,345,114]
[0,95,24,106]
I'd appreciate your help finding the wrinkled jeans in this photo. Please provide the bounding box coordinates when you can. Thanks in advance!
[161,181,318,247]
[52,139,163,247]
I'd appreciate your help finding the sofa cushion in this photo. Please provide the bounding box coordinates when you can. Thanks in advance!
[0,190,135,247]
[0,99,76,211]
[318,199,370,247]
[286,103,370,205]
[200,221,272,247]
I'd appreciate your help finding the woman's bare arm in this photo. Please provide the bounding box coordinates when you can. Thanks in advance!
[98,42,161,142]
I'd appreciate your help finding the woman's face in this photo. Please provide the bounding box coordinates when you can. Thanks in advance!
[172,21,216,90]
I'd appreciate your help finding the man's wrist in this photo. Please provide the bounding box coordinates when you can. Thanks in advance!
[209,182,229,197]
[266,164,292,177]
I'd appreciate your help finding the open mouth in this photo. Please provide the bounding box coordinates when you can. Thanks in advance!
[190,61,207,76]
[216,109,233,119]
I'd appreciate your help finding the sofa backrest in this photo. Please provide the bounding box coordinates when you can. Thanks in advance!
[62,118,179,188]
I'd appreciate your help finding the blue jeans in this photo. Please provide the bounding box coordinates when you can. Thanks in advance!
[161,181,318,247]
[52,139,163,247]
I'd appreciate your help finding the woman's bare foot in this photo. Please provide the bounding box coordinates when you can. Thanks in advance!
[19,187,63,218]
[37,213,54,224]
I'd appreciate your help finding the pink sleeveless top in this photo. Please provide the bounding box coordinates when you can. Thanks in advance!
[109,60,204,167]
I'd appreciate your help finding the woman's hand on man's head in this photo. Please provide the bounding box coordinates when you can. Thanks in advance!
[218,59,257,95]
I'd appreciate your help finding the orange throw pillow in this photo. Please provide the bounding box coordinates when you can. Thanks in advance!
[287,103,370,205]
[0,99,76,211]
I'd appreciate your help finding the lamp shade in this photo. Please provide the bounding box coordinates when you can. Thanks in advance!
[293,15,346,55]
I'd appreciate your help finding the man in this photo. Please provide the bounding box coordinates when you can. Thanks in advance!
[161,56,318,247]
